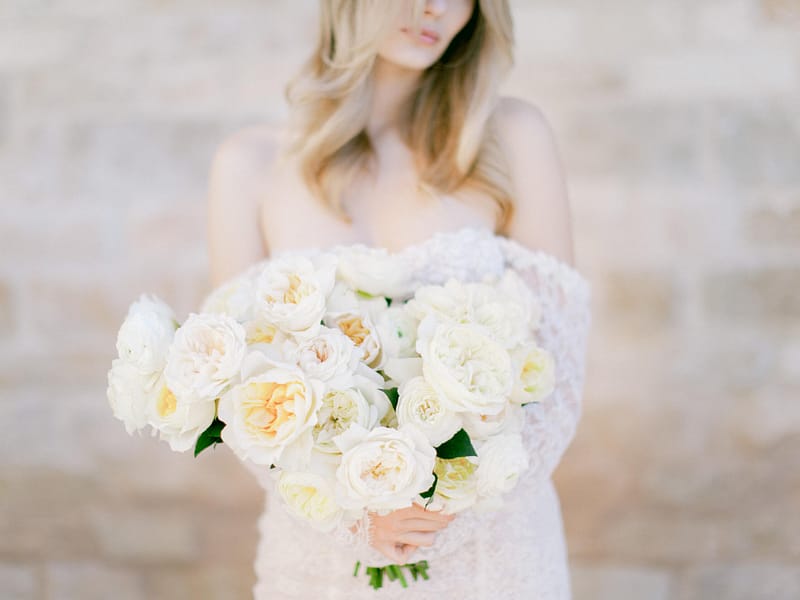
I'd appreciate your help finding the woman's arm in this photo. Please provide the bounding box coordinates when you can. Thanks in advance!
[493,96,592,487]
[494,96,576,267]
[207,126,276,288]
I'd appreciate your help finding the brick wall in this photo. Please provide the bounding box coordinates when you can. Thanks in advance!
[1,1,798,598]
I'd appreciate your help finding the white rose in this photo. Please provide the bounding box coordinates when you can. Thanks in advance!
[146,374,216,453]
[462,401,524,441]
[510,343,556,405]
[200,273,256,322]
[164,312,247,403]
[291,326,361,386]
[277,470,344,532]
[333,423,436,512]
[325,309,384,369]
[253,253,337,340]
[334,245,417,298]
[312,377,390,454]
[497,269,542,332]
[375,305,419,360]
[407,274,540,348]
[468,284,529,349]
[115,294,178,374]
[405,279,471,324]
[431,455,480,514]
[396,376,463,446]
[417,320,513,416]
[243,318,288,347]
[107,357,158,435]
[475,433,529,498]
[218,351,323,470]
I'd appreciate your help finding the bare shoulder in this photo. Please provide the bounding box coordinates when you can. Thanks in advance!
[210,123,284,183]
[490,96,575,268]
[207,123,286,287]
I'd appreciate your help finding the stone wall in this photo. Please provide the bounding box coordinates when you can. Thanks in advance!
[1,1,798,598]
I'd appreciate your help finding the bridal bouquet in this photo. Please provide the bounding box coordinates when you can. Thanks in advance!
[106,246,556,590]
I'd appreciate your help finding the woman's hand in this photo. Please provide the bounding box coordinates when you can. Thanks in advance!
[363,502,456,563]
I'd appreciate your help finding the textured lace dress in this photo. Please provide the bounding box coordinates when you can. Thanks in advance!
[239,226,593,599]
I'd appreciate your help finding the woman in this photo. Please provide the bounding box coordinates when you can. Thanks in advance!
[207,1,591,598]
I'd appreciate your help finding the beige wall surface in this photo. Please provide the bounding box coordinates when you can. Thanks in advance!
[1,1,798,598]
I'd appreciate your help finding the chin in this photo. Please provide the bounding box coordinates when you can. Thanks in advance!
[377,36,446,71]
[377,49,441,71]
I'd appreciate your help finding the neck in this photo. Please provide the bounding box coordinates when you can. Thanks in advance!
[367,57,423,141]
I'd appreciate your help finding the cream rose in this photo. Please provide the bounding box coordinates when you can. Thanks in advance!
[253,253,337,340]
[200,273,257,322]
[468,284,530,349]
[462,401,524,441]
[333,245,417,298]
[333,423,436,512]
[432,456,480,514]
[145,374,217,452]
[325,309,384,369]
[417,320,513,416]
[475,433,530,498]
[405,279,471,324]
[115,294,177,374]
[396,376,463,446]
[510,343,556,405]
[164,312,247,403]
[497,269,542,331]
[277,470,344,532]
[312,377,390,454]
[291,326,361,386]
[218,351,323,470]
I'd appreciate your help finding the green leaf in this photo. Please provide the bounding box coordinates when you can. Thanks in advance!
[385,387,399,410]
[385,296,393,306]
[194,417,226,457]
[435,428,477,459]
[419,472,438,507]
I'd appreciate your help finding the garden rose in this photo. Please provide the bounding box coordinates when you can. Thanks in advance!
[290,326,361,386]
[417,321,513,416]
[218,351,323,470]
[164,312,247,403]
[146,374,216,453]
[106,357,157,435]
[333,245,416,298]
[432,456,479,514]
[375,305,419,360]
[312,377,390,454]
[475,433,529,498]
[395,376,462,446]
[277,470,344,532]
[115,294,177,374]
[510,343,556,405]
[253,253,337,340]
[333,423,436,512]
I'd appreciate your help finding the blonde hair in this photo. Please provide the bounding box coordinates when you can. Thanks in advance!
[280,0,516,234]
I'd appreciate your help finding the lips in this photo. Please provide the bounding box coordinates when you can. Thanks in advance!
[401,26,440,44]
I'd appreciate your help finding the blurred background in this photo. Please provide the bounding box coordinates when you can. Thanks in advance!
[1,0,798,598]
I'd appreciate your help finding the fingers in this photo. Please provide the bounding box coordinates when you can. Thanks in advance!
[399,503,455,523]
[401,518,453,532]
[374,541,418,563]
[395,530,437,548]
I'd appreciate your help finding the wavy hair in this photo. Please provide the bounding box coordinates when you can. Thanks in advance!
[279,0,516,233]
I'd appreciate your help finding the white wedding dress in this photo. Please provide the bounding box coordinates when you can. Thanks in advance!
[239,226,593,599]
